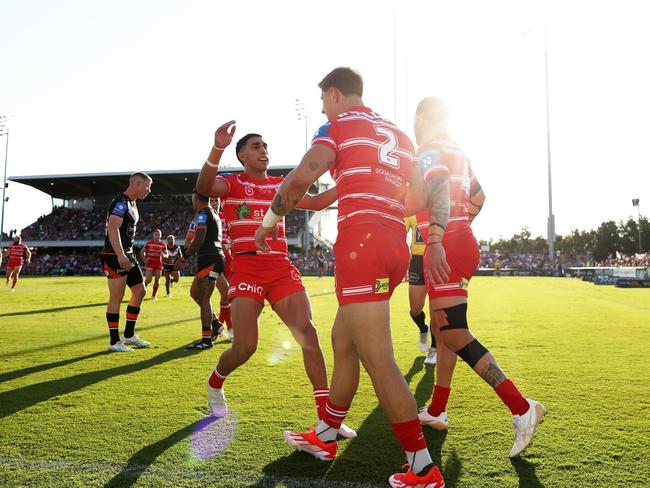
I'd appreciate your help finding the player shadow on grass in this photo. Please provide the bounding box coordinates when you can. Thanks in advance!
[103,416,218,488]
[511,458,545,488]
[0,350,109,383]
[0,316,196,360]
[0,301,109,318]
[256,357,463,487]
[0,345,197,419]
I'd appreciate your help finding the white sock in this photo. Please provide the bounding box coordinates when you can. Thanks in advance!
[315,419,338,443]
[406,447,433,475]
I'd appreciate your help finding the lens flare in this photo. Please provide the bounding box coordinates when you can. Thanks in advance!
[190,412,239,460]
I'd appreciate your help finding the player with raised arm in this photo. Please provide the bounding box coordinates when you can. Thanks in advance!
[255,68,444,488]
[176,190,224,350]
[405,215,437,363]
[163,234,183,298]
[100,172,152,352]
[414,97,545,457]
[140,229,167,300]
[195,122,356,439]
[4,235,31,292]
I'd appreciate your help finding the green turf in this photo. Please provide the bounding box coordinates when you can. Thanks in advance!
[1,276,649,487]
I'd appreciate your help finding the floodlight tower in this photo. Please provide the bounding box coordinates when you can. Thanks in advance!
[0,115,10,237]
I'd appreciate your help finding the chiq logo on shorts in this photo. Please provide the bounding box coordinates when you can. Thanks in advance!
[238,282,264,296]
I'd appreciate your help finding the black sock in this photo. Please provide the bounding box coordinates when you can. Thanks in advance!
[107,312,120,345]
[202,329,212,345]
[124,305,140,338]
[410,311,428,333]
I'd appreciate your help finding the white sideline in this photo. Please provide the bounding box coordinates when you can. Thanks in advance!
[0,455,386,488]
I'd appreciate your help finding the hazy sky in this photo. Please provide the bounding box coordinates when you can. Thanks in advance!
[1,0,649,242]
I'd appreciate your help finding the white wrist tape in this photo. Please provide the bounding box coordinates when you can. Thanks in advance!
[205,159,219,168]
[262,209,281,228]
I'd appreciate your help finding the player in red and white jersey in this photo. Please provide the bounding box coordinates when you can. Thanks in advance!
[413,97,545,458]
[140,229,168,300]
[163,234,183,298]
[255,68,444,488]
[3,235,31,292]
[195,122,353,437]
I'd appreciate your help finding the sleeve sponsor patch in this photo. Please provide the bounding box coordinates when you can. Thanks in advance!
[195,211,208,226]
[111,201,128,217]
[313,122,332,141]
[417,149,443,173]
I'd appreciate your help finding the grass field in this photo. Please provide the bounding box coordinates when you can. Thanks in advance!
[1,276,649,487]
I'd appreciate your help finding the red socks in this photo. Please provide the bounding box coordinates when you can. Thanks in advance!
[427,385,451,417]
[219,303,233,330]
[323,400,349,429]
[390,418,427,452]
[208,368,227,389]
[494,379,530,416]
[313,388,329,419]
[152,284,159,298]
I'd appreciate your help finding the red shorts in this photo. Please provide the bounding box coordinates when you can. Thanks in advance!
[7,259,23,269]
[227,255,305,306]
[333,223,409,305]
[145,261,163,272]
[425,229,480,299]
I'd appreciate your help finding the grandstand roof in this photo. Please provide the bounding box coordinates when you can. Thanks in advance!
[9,166,298,200]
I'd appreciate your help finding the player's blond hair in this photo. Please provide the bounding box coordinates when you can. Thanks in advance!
[130,172,152,183]
[416,97,450,128]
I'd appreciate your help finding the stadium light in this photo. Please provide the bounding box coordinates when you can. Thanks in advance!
[295,98,309,152]
[633,198,641,252]
[523,28,556,262]
[0,115,10,238]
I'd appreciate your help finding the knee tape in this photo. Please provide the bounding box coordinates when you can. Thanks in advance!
[438,303,468,331]
[456,338,489,368]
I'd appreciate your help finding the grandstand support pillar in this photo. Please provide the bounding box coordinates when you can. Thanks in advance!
[0,126,8,236]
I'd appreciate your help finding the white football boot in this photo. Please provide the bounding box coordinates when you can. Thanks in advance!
[510,399,546,458]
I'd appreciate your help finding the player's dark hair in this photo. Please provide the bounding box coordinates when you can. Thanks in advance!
[130,171,152,183]
[192,188,209,203]
[318,67,363,97]
[235,133,263,164]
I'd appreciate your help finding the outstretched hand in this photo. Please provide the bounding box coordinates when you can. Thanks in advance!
[214,120,237,149]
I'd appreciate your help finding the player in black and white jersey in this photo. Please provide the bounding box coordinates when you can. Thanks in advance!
[175,189,224,349]
[100,172,152,353]
[163,234,183,298]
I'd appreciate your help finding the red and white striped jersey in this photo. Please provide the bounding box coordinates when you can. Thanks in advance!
[312,106,415,232]
[143,240,166,263]
[416,138,477,238]
[7,243,27,261]
[219,210,230,246]
[217,173,287,256]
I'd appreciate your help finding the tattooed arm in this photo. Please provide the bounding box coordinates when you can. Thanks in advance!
[423,170,452,284]
[255,144,335,251]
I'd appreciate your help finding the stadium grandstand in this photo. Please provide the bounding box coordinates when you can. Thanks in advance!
[0,168,334,276]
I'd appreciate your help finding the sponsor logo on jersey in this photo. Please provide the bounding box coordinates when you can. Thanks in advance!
[374,277,389,293]
[245,186,254,196]
[237,282,264,295]
[236,204,252,220]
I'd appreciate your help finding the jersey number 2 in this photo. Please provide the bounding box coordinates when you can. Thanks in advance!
[375,127,400,168]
